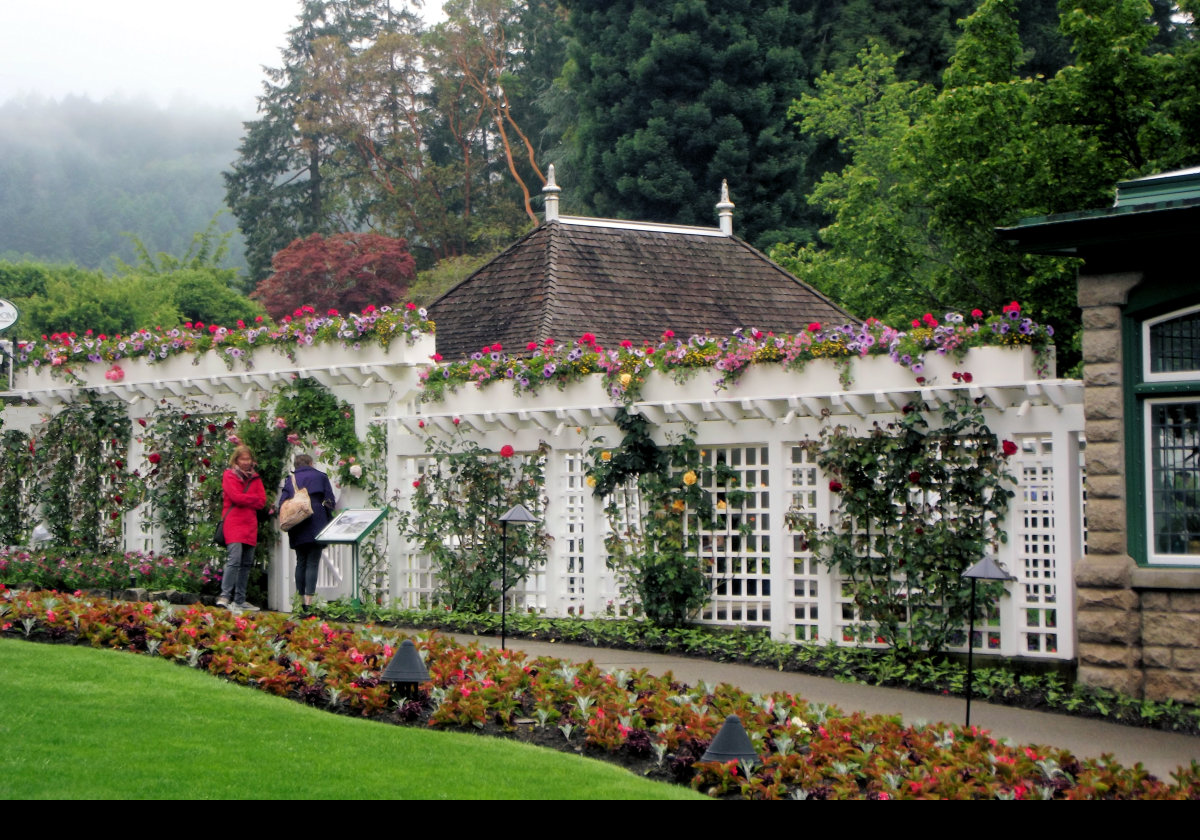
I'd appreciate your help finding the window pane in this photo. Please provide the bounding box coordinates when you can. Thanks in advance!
[1150,402,1200,555]
[1150,310,1200,374]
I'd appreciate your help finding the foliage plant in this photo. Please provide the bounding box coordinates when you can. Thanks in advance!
[0,549,219,593]
[791,396,1016,653]
[7,588,1200,800]
[0,429,37,545]
[398,425,549,612]
[34,398,133,554]
[140,403,233,558]
[585,410,718,627]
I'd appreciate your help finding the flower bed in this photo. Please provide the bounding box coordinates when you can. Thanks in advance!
[419,304,1055,405]
[0,550,220,594]
[4,588,1197,799]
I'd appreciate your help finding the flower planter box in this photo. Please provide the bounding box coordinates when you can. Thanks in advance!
[423,346,1047,417]
[13,334,437,393]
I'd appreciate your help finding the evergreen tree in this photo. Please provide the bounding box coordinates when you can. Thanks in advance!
[564,0,818,248]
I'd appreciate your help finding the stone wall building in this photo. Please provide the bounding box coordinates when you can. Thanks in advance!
[1003,167,1200,701]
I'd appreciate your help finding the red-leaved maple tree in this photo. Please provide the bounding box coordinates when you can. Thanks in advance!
[253,233,416,319]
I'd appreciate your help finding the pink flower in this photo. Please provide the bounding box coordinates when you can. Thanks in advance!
[274,417,287,430]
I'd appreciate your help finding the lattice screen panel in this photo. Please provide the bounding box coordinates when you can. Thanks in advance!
[786,444,822,641]
[1014,436,1060,654]
[696,445,771,626]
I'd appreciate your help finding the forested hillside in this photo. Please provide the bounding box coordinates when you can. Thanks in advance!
[0,97,247,272]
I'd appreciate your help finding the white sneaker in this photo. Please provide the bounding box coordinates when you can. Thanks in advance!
[216,596,231,608]
[232,601,260,613]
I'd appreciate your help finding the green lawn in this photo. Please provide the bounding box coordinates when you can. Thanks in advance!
[0,639,701,799]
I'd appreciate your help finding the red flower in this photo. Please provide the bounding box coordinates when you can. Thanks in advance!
[620,340,633,349]
[453,417,461,425]
[148,453,161,464]
[207,424,217,433]
[208,324,218,333]
[922,313,938,327]
[971,308,983,319]
[543,338,555,347]
[909,471,921,483]
[527,341,538,351]
[579,332,596,345]
[829,480,843,492]
[499,445,515,458]
[137,418,147,427]
[328,309,339,316]
[224,419,235,429]
[282,315,291,324]
[406,302,417,310]
[302,305,314,314]
[431,353,443,362]
[195,434,204,446]
[364,305,376,313]
[961,372,973,383]
[98,333,107,341]
[662,330,674,339]
[110,512,120,520]
[412,479,421,488]
[417,420,425,429]
[236,320,245,329]
[255,315,264,323]
[807,322,821,332]
[198,475,207,482]
[912,319,921,328]
[492,343,503,352]
[1003,300,1021,314]
[1002,440,1018,457]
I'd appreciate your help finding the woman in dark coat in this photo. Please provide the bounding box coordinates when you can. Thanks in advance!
[279,453,336,615]
[217,445,267,612]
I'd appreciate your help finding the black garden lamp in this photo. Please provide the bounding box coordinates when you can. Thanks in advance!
[498,503,538,650]
[961,556,1015,727]
[701,715,759,772]
[381,639,429,699]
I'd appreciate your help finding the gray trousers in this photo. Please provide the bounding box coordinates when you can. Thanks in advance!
[221,542,256,604]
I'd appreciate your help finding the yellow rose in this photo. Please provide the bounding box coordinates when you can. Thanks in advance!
[682,470,697,486]
[619,372,632,387]
[717,500,727,510]
[600,451,612,462]
[586,475,597,487]
[672,499,686,512]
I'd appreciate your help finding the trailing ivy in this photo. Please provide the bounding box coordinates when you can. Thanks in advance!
[0,429,36,544]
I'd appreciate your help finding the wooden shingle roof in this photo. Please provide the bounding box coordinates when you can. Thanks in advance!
[428,216,854,359]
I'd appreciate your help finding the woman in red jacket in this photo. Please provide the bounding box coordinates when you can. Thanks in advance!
[216,445,267,612]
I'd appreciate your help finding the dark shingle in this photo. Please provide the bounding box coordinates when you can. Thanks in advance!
[429,218,854,359]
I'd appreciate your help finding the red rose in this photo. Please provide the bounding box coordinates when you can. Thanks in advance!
[198,475,207,482]
[909,471,921,483]
[829,480,843,492]
[961,372,973,383]
[453,417,460,425]
[196,434,204,446]
[417,420,425,429]
[137,418,147,427]
[148,453,161,464]
[499,445,515,458]
[412,479,421,488]
[207,424,217,433]
[1002,440,1018,457]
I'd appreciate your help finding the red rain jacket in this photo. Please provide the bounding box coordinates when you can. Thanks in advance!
[222,468,266,546]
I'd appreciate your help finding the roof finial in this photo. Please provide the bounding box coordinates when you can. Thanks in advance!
[543,164,561,222]
[716,180,734,236]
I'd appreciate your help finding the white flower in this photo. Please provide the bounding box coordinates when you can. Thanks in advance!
[349,464,363,479]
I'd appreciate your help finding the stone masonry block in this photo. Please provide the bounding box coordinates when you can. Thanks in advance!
[1085,419,1123,443]
[1083,363,1122,387]
[1086,442,1124,475]
[1076,556,1133,588]
[1079,643,1141,669]
[1083,329,1121,364]
[1082,307,1121,330]
[1144,671,1200,703]
[1078,588,1140,611]
[1169,592,1200,612]
[1084,387,1123,422]
[1141,591,1170,610]
[1077,608,1141,644]
[1086,475,1125,500]
[1086,531,1129,556]
[1172,649,1200,671]
[1077,272,1142,308]
[1078,664,1143,697]
[1142,611,1200,647]
[1142,646,1173,668]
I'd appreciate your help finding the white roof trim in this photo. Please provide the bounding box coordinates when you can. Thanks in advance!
[554,215,727,237]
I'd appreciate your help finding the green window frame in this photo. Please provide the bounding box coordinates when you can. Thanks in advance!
[1125,292,1200,567]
